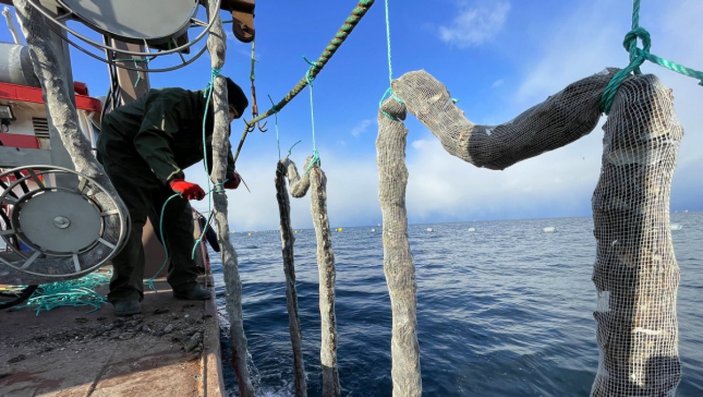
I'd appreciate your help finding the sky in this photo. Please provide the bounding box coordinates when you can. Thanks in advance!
[2,0,702,231]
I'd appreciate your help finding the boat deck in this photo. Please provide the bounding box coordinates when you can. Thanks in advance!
[0,277,224,397]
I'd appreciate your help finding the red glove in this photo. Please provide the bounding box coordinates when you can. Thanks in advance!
[169,178,206,200]
[224,171,241,189]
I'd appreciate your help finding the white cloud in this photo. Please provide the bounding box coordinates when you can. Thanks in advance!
[404,133,602,223]
[186,148,380,231]
[187,0,702,231]
[512,4,621,106]
[438,0,511,48]
[509,0,702,211]
[350,119,374,138]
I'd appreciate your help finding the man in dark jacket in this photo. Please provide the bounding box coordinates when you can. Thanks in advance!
[97,77,247,316]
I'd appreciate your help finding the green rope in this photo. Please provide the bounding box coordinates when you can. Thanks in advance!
[202,71,220,205]
[287,140,302,158]
[378,0,404,121]
[146,67,232,289]
[133,59,147,88]
[145,193,181,291]
[600,0,703,113]
[191,206,217,262]
[245,0,376,127]
[379,86,405,120]
[18,272,111,315]
[269,94,282,159]
[193,68,226,262]
[601,27,650,114]
[304,58,321,174]
[111,57,149,88]
[304,58,318,149]
[384,0,394,85]
[304,151,320,175]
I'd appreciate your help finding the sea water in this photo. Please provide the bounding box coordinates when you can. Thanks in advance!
[212,212,702,396]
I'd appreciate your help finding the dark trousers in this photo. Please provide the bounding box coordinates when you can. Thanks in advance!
[98,145,199,303]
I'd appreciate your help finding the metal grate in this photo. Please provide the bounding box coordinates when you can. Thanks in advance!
[32,117,49,139]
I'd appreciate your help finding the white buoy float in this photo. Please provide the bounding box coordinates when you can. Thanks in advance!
[468,227,476,232]
[426,227,433,232]
[543,226,557,233]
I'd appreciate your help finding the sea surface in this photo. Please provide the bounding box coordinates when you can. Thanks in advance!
[210,212,702,396]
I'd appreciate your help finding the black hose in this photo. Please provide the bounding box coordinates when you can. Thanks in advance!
[0,285,38,310]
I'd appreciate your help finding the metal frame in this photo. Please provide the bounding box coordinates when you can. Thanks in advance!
[23,0,222,72]
[0,165,129,284]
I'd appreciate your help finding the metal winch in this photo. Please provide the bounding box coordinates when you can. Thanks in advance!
[0,165,128,286]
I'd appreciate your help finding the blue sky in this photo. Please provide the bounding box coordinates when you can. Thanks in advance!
[3,0,702,231]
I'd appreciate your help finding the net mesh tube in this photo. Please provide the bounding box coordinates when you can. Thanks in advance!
[281,157,341,396]
[378,68,683,395]
[204,1,254,395]
[392,69,616,169]
[377,98,422,397]
[14,0,127,226]
[275,160,307,397]
[310,165,341,397]
[591,74,682,396]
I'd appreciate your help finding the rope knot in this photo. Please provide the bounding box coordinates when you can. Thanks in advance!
[203,68,222,98]
[270,102,283,114]
[303,57,319,85]
[304,150,321,176]
[623,27,651,71]
[379,87,405,121]
[601,0,703,112]
[600,27,654,114]
[213,182,226,194]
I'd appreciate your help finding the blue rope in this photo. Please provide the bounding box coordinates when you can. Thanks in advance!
[384,0,394,86]
[304,57,322,172]
[202,67,221,184]
[268,94,282,159]
[191,207,217,262]
[133,57,148,88]
[146,188,222,290]
[287,140,302,158]
[378,0,405,121]
[379,86,405,120]
[189,183,230,261]
[190,67,227,263]
[145,193,181,291]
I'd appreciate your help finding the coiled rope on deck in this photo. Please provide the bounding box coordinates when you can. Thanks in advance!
[18,272,111,315]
